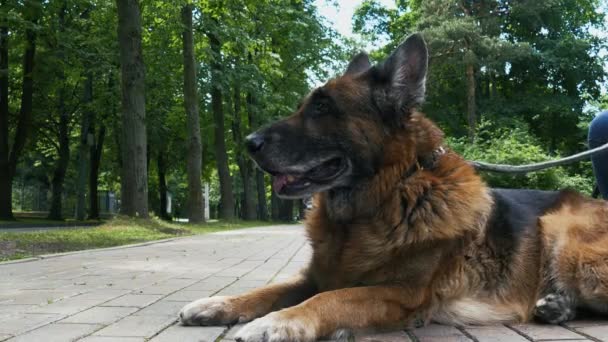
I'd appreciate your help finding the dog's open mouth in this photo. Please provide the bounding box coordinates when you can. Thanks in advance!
[272,157,348,197]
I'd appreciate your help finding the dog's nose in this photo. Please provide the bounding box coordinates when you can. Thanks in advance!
[245,133,265,154]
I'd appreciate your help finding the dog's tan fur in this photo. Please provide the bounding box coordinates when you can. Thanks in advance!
[179,34,608,341]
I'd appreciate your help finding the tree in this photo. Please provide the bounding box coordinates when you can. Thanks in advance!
[207,27,235,220]
[47,0,71,220]
[0,0,41,220]
[116,0,148,218]
[182,3,204,223]
[353,0,606,149]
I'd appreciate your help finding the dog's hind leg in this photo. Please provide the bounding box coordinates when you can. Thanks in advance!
[539,194,608,321]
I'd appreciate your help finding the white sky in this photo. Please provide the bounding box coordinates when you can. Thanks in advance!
[315,0,396,49]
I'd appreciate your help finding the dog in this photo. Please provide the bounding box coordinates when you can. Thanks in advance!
[179,34,608,341]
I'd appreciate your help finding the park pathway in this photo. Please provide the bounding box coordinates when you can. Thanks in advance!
[0,225,606,342]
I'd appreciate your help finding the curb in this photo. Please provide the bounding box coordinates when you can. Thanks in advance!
[0,222,102,230]
[0,236,184,266]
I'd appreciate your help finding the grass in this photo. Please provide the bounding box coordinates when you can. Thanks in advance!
[0,217,280,262]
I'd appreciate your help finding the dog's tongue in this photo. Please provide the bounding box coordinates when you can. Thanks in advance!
[273,175,289,193]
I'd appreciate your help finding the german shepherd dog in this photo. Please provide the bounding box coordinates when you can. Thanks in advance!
[179,34,608,341]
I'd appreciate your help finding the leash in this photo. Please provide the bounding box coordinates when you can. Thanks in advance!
[470,142,608,174]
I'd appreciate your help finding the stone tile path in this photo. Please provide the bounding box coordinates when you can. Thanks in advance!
[0,225,606,342]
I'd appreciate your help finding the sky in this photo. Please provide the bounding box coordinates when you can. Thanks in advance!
[314,0,396,48]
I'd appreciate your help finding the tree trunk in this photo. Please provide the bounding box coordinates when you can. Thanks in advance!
[116,0,148,218]
[207,31,234,220]
[232,83,256,220]
[0,1,39,220]
[271,187,279,220]
[181,4,204,223]
[88,125,105,220]
[247,88,268,221]
[48,1,69,221]
[256,169,268,220]
[466,63,476,142]
[75,73,93,220]
[0,9,11,220]
[157,151,170,220]
[47,99,70,220]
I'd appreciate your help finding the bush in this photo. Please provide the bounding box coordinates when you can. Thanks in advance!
[446,120,594,194]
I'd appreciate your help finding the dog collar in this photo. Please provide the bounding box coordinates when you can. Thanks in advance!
[404,146,446,179]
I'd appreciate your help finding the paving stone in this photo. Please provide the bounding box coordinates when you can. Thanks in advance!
[132,300,186,317]
[0,313,62,335]
[71,289,131,301]
[355,330,413,341]
[6,322,101,342]
[61,306,139,324]
[464,326,530,342]
[149,324,226,342]
[78,337,145,342]
[565,320,608,328]
[100,294,162,308]
[92,315,176,338]
[508,323,586,340]
[0,305,36,320]
[186,276,239,292]
[135,278,199,295]
[162,290,213,302]
[574,324,608,340]
[411,324,472,342]
[25,298,102,315]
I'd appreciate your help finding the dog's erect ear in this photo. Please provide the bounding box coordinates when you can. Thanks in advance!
[380,33,428,112]
[345,52,371,75]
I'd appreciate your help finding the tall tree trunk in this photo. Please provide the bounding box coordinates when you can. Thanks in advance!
[0,1,39,220]
[247,87,268,221]
[256,169,268,220]
[466,63,476,142]
[48,1,69,221]
[466,64,477,142]
[207,31,234,220]
[88,125,105,220]
[116,0,148,218]
[233,83,256,220]
[0,7,11,220]
[75,73,94,220]
[182,4,204,223]
[157,151,169,220]
[271,187,279,220]
[47,97,70,220]
[89,74,114,220]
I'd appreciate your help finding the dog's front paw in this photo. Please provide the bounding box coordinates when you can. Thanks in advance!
[179,296,248,326]
[234,311,317,342]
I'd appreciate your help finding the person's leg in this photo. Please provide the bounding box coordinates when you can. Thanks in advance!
[588,110,608,199]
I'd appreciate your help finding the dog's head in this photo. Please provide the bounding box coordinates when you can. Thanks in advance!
[246,34,428,199]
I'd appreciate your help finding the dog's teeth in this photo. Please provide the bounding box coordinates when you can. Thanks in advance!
[303,182,311,186]
[287,175,295,182]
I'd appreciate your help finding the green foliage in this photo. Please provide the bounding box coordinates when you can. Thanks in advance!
[447,120,594,193]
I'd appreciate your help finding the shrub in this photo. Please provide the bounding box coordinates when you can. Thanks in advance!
[446,120,594,194]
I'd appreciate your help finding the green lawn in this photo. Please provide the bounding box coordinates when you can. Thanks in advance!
[0,217,279,262]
